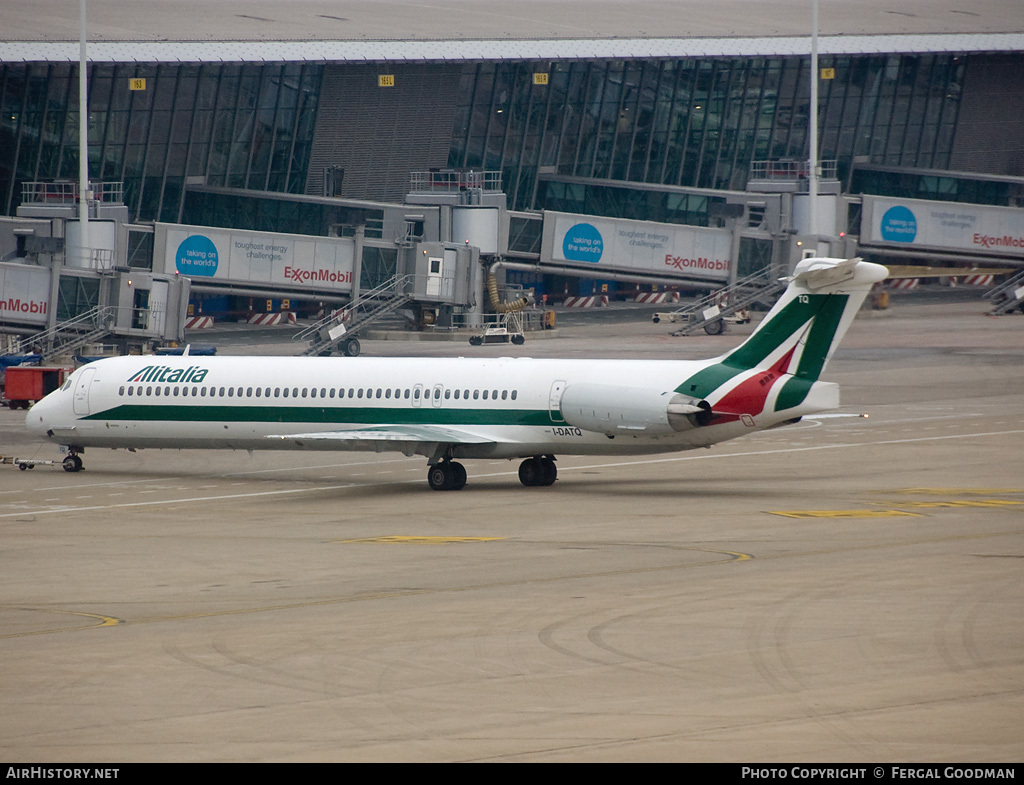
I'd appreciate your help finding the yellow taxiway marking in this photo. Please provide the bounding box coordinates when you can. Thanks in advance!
[768,510,923,519]
[0,607,123,639]
[335,535,506,544]
[878,488,1022,496]
[884,500,1024,509]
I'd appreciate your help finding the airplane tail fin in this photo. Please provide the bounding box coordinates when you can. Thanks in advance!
[675,257,888,416]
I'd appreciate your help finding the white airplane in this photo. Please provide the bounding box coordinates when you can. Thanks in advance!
[26,257,887,490]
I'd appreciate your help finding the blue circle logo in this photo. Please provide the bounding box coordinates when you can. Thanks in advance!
[562,223,603,263]
[880,206,917,243]
[175,235,219,276]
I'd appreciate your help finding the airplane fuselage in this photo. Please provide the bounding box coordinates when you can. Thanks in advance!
[24,257,889,489]
[27,354,792,459]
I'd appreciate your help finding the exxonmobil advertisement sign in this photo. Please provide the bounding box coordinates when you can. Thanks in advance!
[0,262,51,326]
[155,224,355,293]
[863,196,1024,258]
[542,211,733,281]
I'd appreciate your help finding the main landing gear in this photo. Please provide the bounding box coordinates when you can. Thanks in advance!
[427,460,467,491]
[518,456,557,487]
[425,456,557,490]
[62,452,83,472]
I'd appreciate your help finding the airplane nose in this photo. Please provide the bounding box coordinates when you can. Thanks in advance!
[25,395,54,437]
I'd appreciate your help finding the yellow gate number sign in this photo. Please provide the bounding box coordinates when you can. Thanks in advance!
[820,68,835,80]
[378,74,395,87]
[129,78,147,91]
[533,73,549,85]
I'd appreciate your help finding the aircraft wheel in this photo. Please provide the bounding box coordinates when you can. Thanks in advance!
[427,463,454,491]
[469,336,483,346]
[343,338,361,357]
[518,458,543,487]
[539,457,557,486]
[62,455,82,473]
[703,318,725,336]
[450,461,467,490]
[511,334,525,345]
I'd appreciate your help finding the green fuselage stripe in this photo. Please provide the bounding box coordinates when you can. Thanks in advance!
[84,403,553,428]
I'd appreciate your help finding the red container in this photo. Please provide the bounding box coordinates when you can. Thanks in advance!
[3,366,66,409]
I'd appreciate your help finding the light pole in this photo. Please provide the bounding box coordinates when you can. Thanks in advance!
[78,0,90,265]
[808,0,819,253]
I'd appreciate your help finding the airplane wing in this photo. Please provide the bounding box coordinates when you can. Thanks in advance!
[266,424,515,448]
[884,264,1014,279]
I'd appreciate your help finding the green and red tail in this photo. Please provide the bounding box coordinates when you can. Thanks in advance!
[676,257,888,422]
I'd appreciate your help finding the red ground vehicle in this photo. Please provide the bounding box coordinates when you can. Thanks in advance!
[2,366,67,409]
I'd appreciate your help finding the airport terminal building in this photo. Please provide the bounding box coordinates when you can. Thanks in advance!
[2,1,1024,346]
[2,2,1023,222]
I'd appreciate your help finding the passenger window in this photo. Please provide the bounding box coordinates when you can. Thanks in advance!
[511,390,517,400]
[482,390,488,400]
[473,390,479,400]
[501,390,508,400]
[444,389,451,399]
[283,388,290,398]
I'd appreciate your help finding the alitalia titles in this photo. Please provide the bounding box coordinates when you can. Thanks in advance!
[126,365,209,384]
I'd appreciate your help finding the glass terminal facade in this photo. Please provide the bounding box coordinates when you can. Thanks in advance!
[0,62,322,222]
[0,52,1005,223]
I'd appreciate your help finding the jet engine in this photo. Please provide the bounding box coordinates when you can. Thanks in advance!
[560,383,712,436]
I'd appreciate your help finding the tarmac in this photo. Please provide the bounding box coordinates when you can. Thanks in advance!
[1,290,1022,762]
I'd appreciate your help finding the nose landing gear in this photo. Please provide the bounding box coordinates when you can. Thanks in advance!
[62,452,83,472]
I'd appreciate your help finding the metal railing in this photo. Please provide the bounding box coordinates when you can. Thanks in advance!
[297,275,415,356]
[294,275,411,343]
[64,246,116,269]
[409,170,502,194]
[16,305,116,357]
[21,180,124,205]
[749,160,838,181]
[985,268,1024,315]
[656,268,786,336]
[452,309,547,333]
